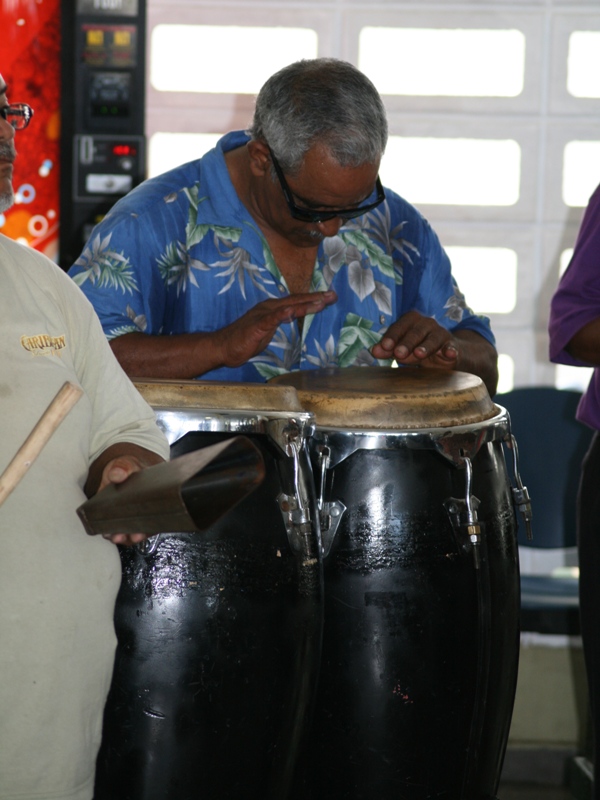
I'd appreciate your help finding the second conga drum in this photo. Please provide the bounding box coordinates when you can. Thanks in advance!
[93,381,323,800]
[271,367,521,800]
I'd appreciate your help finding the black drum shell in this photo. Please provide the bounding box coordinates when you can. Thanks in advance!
[94,431,323,800]
[295,435,520,800]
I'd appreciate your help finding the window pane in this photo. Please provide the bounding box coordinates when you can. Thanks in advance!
[445,246,517,313]
[555,364,593,392]
[567,32,600,98]
[559,248,574,277]
[150,25,318,94]
[359,27,525,97]
[562,141,600,207]
[148,132,221,178]
[381,137,521,206]
[497,354,514,395]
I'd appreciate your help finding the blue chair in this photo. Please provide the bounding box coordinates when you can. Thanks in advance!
[496,387,593,635]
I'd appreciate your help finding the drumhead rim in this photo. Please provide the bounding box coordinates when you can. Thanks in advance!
[151,406,315,421]
[308,405,508,437]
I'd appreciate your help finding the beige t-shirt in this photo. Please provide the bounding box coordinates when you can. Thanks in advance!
[0,234,169,800]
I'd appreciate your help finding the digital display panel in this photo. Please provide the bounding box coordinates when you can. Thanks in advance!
[89,72,132,119]
[77,0,138,16]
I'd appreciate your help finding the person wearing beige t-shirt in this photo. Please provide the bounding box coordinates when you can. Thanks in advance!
[0,73,169,800]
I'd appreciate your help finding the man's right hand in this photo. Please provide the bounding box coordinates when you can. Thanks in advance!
[110,290,337,379]
[217,291,337,367]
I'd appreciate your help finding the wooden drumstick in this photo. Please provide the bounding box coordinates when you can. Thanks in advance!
[0,381,84,508]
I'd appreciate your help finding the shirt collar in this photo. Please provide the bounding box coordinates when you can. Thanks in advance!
[197,130,253,226]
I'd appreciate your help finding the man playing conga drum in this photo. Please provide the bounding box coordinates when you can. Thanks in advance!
[69,58,498,397]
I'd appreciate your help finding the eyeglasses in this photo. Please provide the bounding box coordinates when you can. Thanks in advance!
[267,145,385,224]
[0,103,34,131]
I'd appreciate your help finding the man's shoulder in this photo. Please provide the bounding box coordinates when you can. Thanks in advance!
[135,130,246,206]
[110,158,205,215]
[102,137,239,225]
[0,233,61,275]
[381,185,426,223]
[0,234,88,308]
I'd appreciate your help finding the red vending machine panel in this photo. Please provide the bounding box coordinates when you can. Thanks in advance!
[1,0,61,260]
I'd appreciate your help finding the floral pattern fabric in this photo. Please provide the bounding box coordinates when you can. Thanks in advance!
[68,131,494,383]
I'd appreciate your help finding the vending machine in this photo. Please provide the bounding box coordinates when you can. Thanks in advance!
[59,0,147,269]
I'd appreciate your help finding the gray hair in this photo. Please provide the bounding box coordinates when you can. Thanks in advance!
[248,58,388,174]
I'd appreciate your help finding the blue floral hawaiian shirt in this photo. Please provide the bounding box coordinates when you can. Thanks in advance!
[68,131,494,383]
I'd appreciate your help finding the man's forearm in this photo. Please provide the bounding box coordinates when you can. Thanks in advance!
[110,331,225,380]
[565,318,600,366]
[454,329,499,398]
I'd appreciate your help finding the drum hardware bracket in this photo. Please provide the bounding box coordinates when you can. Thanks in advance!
[267,417,316,458]
[444,456,483,568]
[505,432,533,541]
[277,492,314,554]
[277,430,316,554]
[319,500,347,558]
[315,443,347,558]
[137,533,163,555]
[444,496,483,568]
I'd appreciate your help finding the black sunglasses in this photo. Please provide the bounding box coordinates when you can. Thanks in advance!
[267,145,385,224]
[0,103,34,131]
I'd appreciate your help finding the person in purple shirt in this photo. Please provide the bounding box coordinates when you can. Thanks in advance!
[549,181,600,796]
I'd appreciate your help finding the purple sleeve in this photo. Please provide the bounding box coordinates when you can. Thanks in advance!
[549,183,600,366]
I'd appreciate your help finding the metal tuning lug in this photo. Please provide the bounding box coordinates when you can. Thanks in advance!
[137,533,163,556]
[506,433,533,541]
[443,456,483,569]
[277,492,311,554]
[276,427,313,555]
[316,444,346,558]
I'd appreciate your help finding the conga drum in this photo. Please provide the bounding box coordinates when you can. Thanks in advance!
[94,381,323,800]
[271,367,521,800]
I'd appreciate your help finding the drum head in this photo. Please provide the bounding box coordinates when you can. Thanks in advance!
[270,367,497,429]
[133,378,305,412]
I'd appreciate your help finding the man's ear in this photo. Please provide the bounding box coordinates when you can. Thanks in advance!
[247,139,271,178]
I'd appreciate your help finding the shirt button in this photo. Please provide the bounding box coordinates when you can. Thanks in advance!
[279,284,286,294]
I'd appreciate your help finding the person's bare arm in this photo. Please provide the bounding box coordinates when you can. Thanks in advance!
[371,310,498,397]
[565,318,600,365]
[110,291,337,379]
[450,329,498,397]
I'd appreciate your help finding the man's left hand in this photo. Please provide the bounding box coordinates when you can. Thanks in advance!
[96,455,150,546]
[370,310,499,397]
[371,310,459,367]
[85,443,165,546]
